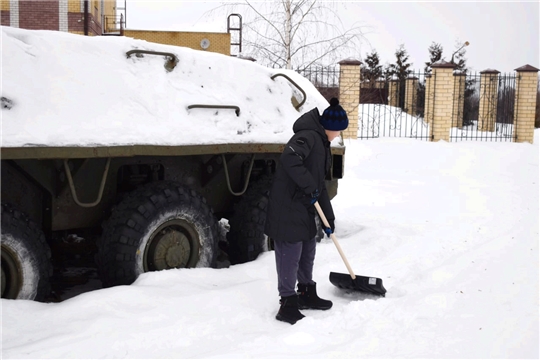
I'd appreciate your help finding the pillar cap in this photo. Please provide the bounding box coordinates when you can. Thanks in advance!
[480,68,500,74]
[338,58,362,66]
[515,64,539,72]
[431,60,456,69]
[407,76,419,80]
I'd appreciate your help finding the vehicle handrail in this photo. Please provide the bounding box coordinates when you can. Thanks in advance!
[270,73,306,110]
[63,158,111,208]
[187,104,240,116]
[221,154,255,196]
[126,50,179,72]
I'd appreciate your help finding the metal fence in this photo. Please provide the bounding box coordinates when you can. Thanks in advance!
[450,72,517,142]
[296,66,340,101]
[357,70,432,140]
[103,14,125,34]
[296,67,433,140]
[296,66,520,142]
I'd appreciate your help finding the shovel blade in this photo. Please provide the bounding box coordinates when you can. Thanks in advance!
[329,272,386,297]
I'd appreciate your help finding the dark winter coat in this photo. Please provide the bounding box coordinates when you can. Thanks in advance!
[264,107,336,243]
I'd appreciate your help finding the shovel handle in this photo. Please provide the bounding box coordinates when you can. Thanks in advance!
[314,202,356,280]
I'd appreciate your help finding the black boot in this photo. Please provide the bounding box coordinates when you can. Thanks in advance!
[298,282,333,310]
[276,294,305,325]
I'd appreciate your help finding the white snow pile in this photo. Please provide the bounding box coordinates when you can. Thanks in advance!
[1,26,329,148]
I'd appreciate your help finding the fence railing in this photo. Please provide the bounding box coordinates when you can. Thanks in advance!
[357,70,432,140]
[296,66,339,101]
[450,72,517,142]
[296,65,524,142]
[103,14,124,35]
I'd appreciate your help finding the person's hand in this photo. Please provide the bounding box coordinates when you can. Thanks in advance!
[324,219,335,238]
[310,189,320,205]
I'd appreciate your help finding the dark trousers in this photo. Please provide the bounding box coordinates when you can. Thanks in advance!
[274,237,317,297]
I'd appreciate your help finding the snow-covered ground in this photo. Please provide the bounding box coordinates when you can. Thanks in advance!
[358,104,431,139]
[2,134,538,359]
[1,27,539,358]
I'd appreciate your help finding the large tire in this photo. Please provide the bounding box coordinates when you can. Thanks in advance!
[97,182,220,288]
[226,175,325,264]
[1,203,52,301]
[227,175,274,264]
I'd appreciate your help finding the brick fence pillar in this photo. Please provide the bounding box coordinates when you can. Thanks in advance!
[514,64,539,143]
[338,58,361,139]
[389,79,400,108]
[405,76,418,116]
[8,0,19,27]
[452,72,467,129]
[59,0,68,32]
[431,60,456,141]
[478,69,500,132]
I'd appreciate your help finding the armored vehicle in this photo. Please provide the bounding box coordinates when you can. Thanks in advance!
[1,27,345,301]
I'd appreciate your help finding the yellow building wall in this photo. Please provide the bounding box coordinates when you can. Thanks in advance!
[68,0,115,18]
[103,0,115,18]
[68,0,81,13]
[124,30,231,56]
[1,0,9,11]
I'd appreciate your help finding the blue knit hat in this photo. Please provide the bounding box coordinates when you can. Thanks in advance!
[320,98,349,131]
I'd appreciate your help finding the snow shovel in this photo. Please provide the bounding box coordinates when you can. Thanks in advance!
[314,202,386,297]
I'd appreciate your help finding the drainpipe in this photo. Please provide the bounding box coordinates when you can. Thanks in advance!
[84,0,89,35]
[101,0,104,35]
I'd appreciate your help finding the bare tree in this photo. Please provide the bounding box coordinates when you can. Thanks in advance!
[211,1,367,69]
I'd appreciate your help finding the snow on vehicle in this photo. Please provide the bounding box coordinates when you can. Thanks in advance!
[0,27,345,301]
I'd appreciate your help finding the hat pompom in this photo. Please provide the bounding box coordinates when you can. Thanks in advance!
[329,97,339,106]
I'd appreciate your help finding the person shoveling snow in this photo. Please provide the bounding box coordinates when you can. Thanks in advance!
[265,98,349,324]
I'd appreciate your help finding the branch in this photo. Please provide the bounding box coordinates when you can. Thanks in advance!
[245,0,287,45]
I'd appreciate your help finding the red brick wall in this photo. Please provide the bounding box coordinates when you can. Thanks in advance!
[19,1,59,30]
[68,11,83,33]
[1,11,9,26]
[68,10,101,35]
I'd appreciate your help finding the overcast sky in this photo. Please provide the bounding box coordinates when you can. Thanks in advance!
[118,1,539,73]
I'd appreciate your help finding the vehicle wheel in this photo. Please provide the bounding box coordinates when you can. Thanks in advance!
[97,182,220,288]
[227,175,274,264]
[226,175,325,264]
[1,203,52,301]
